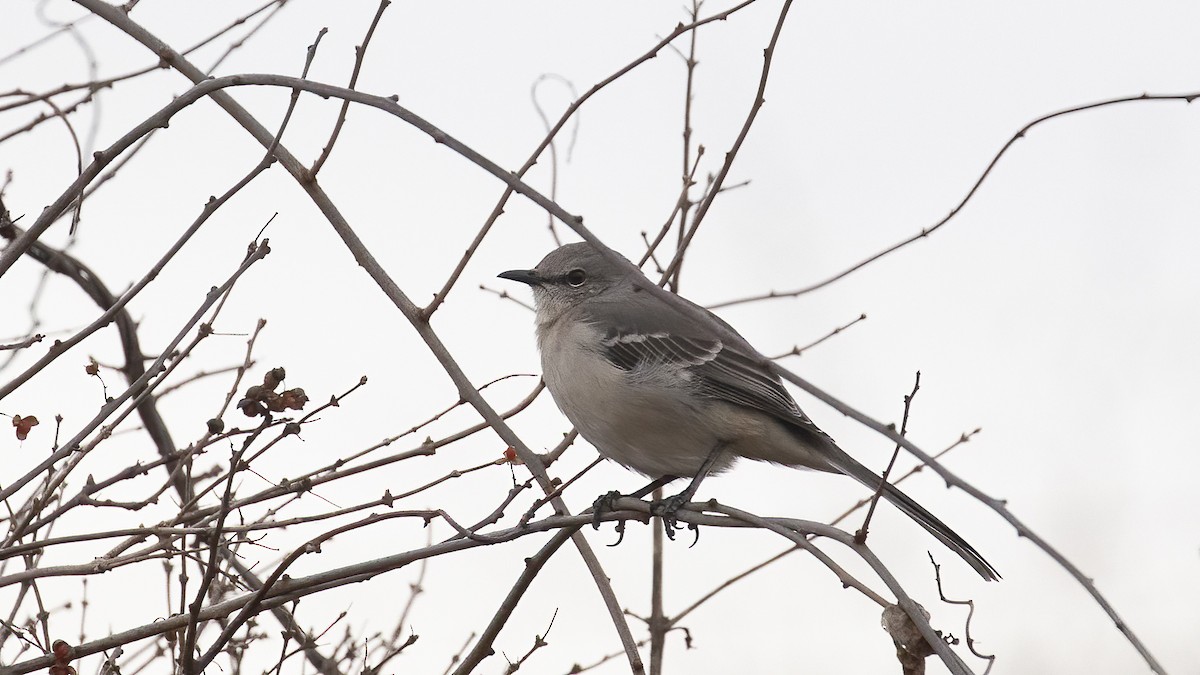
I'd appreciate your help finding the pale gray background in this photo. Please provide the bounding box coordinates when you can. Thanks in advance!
[1,1,1197,673]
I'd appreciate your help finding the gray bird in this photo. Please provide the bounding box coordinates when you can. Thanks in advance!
[500,242,998,581]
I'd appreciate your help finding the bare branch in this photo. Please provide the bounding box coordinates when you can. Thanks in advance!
[707,91,1200,309]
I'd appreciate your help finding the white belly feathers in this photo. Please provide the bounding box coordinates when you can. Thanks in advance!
[538,318,735,478]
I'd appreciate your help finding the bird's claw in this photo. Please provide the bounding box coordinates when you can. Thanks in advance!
[592,490,630,546]
[650,493,700,545]
[592,490,622,529]
[592,489,700,547]
[607,520,628,547]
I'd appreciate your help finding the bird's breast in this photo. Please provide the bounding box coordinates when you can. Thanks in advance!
[538,320,729,477]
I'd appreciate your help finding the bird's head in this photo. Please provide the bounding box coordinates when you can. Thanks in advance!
[499,242,634,325]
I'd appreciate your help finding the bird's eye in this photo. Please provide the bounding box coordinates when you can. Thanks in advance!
[565,268,587,287]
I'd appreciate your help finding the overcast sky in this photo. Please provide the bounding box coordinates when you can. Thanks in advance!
[2,2,1198,673]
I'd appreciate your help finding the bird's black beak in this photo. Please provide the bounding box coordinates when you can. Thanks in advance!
[498,269,542,286]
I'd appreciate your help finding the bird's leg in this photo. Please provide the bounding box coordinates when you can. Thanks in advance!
[652,442,728,541]
[592,475,678,545]
[629,475,678,499]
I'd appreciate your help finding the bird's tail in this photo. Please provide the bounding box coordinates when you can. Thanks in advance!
[824,446,1000,581]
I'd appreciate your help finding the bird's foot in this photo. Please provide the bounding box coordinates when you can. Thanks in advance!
[592,490,629,546]
[592,490,623,529]
[650,493,700,546]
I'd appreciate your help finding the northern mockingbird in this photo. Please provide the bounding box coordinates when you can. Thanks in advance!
[500,242,998,581]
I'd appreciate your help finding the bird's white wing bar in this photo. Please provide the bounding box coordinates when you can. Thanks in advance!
[600,331,718,369]
[599,329,831,441]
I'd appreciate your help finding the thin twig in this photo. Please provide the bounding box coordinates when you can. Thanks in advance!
[659,0,797,283]
[707,91,1200,309]
[929,553,995,674]
[767,313,867,360]
[530,74,580,246]
[856,371,921,544]
[309,0,391,177]
[416,0,762,319]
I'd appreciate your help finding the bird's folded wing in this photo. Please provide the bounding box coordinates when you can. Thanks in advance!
[599,329,831,441]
